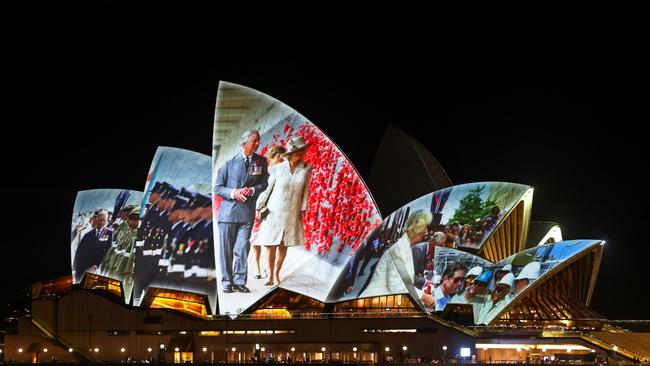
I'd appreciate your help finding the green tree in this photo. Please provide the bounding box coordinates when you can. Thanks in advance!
[448,185,497,225]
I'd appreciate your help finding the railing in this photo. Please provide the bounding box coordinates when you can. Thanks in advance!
[29,316,93,363]
[216,311,428,320]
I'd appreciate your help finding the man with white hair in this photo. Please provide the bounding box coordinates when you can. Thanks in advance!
[73,208,113,283]
[214,129,269,293]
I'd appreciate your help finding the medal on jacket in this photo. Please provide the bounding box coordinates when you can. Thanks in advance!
[249,159,262,175]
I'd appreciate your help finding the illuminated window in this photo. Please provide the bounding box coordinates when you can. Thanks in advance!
[81,273,122,298]
[200,329,294,336]
[146,288,207,319]
[364,329,418,333]
[200,331,221,336]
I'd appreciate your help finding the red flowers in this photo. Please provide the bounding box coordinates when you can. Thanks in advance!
[258,119,380,255]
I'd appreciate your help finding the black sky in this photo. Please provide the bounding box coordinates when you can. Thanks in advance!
[3,5,648,319]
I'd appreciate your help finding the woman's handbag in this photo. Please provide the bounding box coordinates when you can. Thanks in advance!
[258,207,270,220]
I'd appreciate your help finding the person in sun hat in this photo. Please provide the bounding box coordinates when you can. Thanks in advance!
[255,135,312,287]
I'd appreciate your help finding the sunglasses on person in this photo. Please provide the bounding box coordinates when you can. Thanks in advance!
[451,276,465,283]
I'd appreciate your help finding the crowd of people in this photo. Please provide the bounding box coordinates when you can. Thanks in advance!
[334,201,504,302]
[428,205,504,250]
[430,259,542,324]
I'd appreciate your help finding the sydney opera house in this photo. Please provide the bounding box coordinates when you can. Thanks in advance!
[2,83,648,364]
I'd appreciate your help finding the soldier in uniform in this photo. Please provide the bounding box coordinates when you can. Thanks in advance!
[193,194,214,279]
[111,210,140,300]
[73,209,114,283]
[100,205,137,277]
[133,183,177,302]
[172,193,209,276]
[161,196,189,264]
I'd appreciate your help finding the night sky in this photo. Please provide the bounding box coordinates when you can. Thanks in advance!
[3,6,647,320]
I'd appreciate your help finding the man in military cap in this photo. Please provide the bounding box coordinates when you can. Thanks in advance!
[174,193,210,274]
[194,194,215,278]
[133,182,178,302]
[214,129,269,293]
[110,209,140,300]
[161,196,189,264]
[73,209,114,283]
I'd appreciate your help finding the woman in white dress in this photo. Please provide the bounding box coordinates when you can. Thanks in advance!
[255,136,312,286]
[250,145,286,280]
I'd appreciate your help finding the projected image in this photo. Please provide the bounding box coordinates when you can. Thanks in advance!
[213,82,380,315]
[329,182,530,304]
[71,189,143,293]
[437,240,602,324]
[132,147,215,308]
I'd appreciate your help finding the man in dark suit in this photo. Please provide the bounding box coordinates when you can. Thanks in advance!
[411,241,433,290]
[73,209,114,283]
[214,129,269,293]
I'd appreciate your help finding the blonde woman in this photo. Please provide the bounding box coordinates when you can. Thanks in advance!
[250,145,286,280]
[255,136,312,286]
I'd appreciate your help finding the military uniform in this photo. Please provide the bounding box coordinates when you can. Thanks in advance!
[133,182,176,303]
[73,225,113,283]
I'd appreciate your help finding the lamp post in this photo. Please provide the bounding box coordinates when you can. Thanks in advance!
[442,346,447,362]
[159,343,166,363]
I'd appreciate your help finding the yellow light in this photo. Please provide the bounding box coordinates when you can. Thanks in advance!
[291,347,296,352]
[18,348,23,353]
[121,348,126,353]
[442,346,447,351]
[68,348,74,353]
[43,348,48,353]
[353,347,358,352]
[612,346,618,351]
[385,347,390,352]
[150,296,207,318]
[160,344,165,349]
[202,347,207,352]
[321,347,326,352]
[94,348,99,353]
[402,346,408,351]
[175,348,180,352]
[231,347,236,352]
[261,348,265,352]
[147,348,152,352]
[200,331,221,336]
[476,344,589,351]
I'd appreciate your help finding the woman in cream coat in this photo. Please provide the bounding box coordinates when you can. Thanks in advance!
[255,136,312,286]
